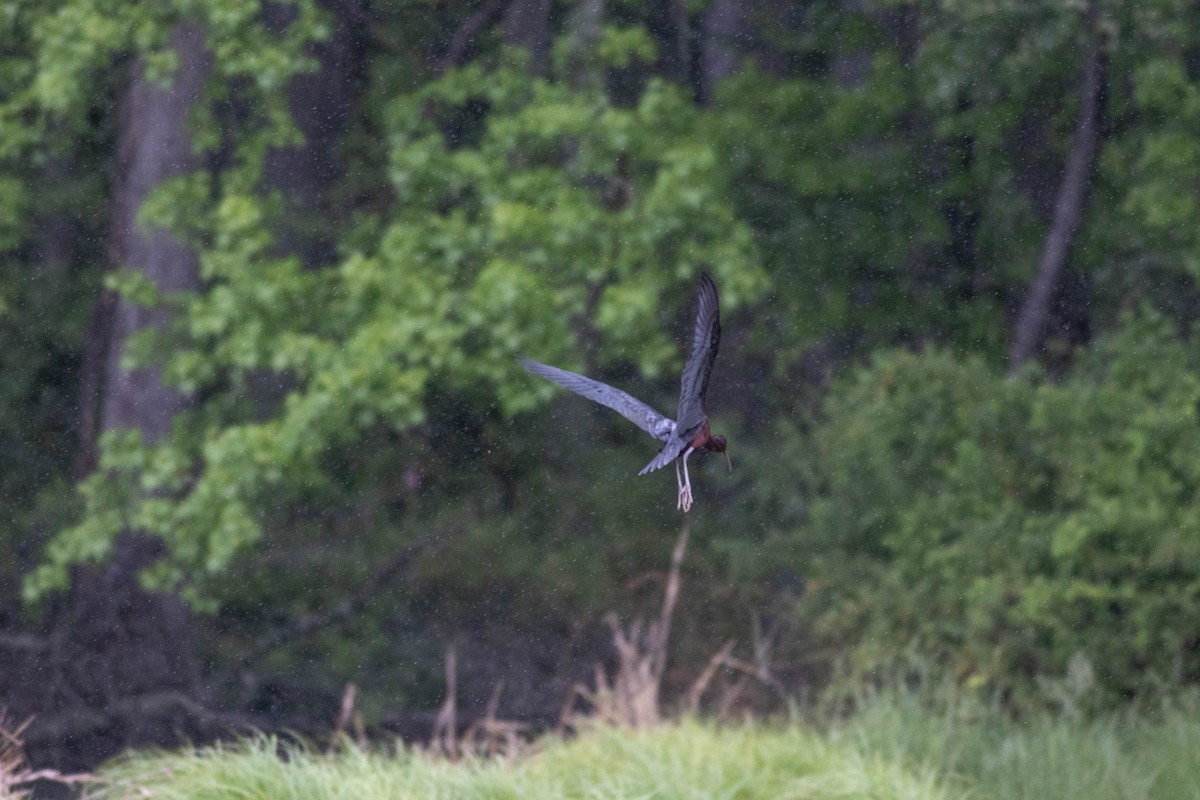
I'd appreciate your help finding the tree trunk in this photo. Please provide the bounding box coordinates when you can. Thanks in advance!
[264,0,366,269]
[699,0,742,103]
[21,22,213,773]
[1009,16,1105,373]
[101,25,208,436]
[503,0,551,74]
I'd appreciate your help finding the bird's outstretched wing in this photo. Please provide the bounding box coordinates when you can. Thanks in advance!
[520,358,676,442]
[675,273,721,433]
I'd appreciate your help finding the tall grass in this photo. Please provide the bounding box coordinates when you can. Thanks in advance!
[826,688,1200,800]
[70,691,1200,800]
[86,721,953,800]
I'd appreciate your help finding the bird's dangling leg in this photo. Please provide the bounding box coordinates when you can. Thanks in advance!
[679,447,695,512]
[674,460,685,510]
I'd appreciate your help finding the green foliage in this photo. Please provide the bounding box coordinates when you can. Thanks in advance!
[709,53,958,361]
[3,0,322,151]
[2,0,326,604]
[705,1,1081,366]
[26,45,763,603]
[703,1,1200,371]
[1123,56,1200,276]
[792,314,1200,707]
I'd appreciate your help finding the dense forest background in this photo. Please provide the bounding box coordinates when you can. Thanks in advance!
[3,0,1200,776]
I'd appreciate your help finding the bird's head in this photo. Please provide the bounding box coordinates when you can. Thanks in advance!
[707,433,732,473]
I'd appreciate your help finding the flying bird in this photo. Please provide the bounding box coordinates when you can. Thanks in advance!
[521,273,727,512]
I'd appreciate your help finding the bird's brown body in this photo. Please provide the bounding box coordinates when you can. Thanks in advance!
[688,419,727,453]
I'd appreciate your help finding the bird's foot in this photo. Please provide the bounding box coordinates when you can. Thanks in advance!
[678,483,693,513]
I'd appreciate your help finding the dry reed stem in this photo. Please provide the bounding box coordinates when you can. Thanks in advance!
[685,639,737,711]
[332,683,367,750]
[461,681,529,760]
[0,710,117,799]
[430,645,458,757]
[561,521,691,730]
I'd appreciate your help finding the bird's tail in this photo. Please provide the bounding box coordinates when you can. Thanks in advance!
[638,440,686,476]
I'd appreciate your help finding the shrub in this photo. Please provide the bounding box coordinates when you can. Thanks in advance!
[795,314,1200,708]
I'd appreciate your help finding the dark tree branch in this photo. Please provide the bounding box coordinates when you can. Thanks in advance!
[1009,10,1106,373]
[438,0,513,75]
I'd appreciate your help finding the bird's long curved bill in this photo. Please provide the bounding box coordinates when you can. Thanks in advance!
[724,450,732,473]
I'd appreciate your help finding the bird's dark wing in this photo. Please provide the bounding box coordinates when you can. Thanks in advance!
[675,273,721,432]
[520,358,675,442]
[637,437,689,475]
